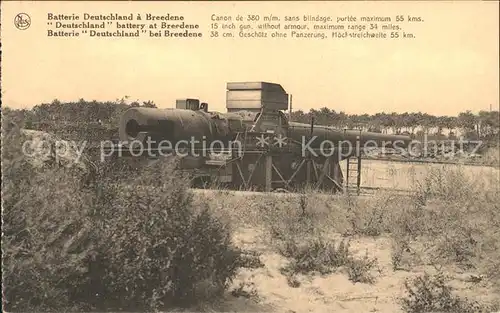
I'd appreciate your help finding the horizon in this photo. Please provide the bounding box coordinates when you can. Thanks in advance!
[4,97,497,119]
[1,1,499,116]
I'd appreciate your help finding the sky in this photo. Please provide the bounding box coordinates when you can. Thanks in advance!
[1,1,499,116]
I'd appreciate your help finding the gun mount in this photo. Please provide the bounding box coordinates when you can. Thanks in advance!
[117,82,412,193]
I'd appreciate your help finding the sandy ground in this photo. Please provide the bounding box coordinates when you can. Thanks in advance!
[191,160,499,313]
[226,228,406,313]
[207,227,497,313]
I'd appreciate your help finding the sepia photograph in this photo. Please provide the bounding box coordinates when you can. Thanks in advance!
[1,1,499,312]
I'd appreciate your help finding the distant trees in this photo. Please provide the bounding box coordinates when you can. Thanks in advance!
[290,107,499,140]
[3,100,498,143]
[17,98,158,128]
[130,100,157,108]
[2,98,157,147]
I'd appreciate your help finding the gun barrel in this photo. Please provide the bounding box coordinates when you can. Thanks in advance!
[288,122,412,150]
[119,107,214,144]
[119,107,412,154]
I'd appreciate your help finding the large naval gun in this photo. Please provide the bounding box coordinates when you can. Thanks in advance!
[118,82,411,193]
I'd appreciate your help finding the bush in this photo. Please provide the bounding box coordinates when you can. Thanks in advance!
[280,238,351,275]
[346,252,378,284]
[386,165,500,277]
[400,273,490,313]
[2,125,242,311]
[278,237,378,285]
[412,165,492,205]
[341,192,398,237]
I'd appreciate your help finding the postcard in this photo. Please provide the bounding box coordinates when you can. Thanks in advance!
[2,1,499,312]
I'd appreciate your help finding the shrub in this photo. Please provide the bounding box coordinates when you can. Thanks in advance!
[346,252,378,284]
[2,125,92,311]
[280,238,351,275]
[278,235,378,284]
[412,165,490,205]
[341,192,399,237]
[2,125,242,311]
[400,273,490,313]
[90,163,242,310]
[391,235,414,271]
[230,281,259,299]
[387,164,500,277]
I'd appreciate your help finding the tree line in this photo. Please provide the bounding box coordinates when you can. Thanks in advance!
[2,99,498,141]
[2,98,156,129]
[290,107,499,140]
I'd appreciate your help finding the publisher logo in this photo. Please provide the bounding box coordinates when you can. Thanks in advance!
[14,13,31,30]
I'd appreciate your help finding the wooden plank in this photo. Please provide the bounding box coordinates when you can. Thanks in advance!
[265,155,273,192]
